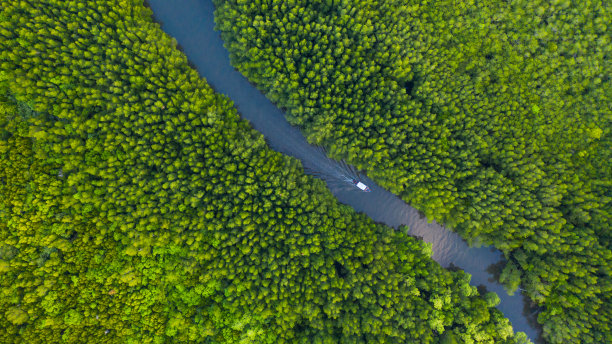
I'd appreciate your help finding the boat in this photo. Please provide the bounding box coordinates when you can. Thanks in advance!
[352,179,371,192]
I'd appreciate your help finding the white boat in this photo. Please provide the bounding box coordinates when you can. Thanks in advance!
[352,179,371,192]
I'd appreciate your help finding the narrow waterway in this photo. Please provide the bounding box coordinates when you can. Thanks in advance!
[147,0,541,340]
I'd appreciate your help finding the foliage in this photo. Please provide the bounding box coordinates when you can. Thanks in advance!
[212,0,611,343]
[0,0,526,343]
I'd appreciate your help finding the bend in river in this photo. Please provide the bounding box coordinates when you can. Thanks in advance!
[147,0,541,341]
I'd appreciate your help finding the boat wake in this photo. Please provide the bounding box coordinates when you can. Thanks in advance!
[303,146,371,192]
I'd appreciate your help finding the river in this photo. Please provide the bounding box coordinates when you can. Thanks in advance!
[146,0,541,340]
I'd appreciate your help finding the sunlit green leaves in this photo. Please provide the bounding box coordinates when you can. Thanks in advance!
[213,0,611,343]
[0,0,527,343]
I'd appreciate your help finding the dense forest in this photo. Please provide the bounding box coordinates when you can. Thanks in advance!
[0,0,531,343]
[212,0,611,343]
